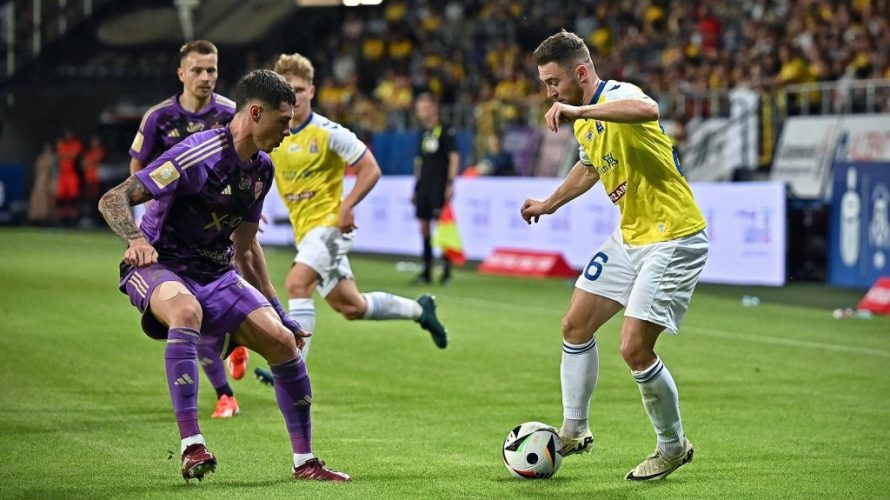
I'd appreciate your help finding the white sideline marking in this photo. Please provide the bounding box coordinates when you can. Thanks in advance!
[453,297,890,359]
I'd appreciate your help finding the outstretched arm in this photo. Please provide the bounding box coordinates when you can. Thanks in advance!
[520,162,600,224]
[98,175,157,266]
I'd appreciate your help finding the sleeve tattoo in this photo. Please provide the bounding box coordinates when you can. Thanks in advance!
[98,176,154,242]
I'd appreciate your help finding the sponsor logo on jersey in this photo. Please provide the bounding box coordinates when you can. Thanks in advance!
[596,153,620,176]
[596,121,604,134]
[608,181,627,203]
[285,191,316,202]
[221,185,232,195]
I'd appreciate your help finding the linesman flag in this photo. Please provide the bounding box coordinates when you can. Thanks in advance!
[432,202,466,266]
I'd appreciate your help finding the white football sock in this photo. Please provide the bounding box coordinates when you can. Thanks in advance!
[561,337,599,436]
[633,357,685,457]
[361,292,422,320]
[293,452,315,468]
[180,434,206,454]
[289,298,316,359]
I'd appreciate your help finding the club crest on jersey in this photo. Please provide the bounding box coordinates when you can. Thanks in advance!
[239,174,250,190]
[254,181,264,200]
[596,121,604,134]
[585,131,594,142]
[309,139,319,154]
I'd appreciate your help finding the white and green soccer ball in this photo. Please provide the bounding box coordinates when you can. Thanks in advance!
[502,422,562,479]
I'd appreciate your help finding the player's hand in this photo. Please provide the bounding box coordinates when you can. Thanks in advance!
[257,213,269,233]
[281,314,312,340]
[124,237,158,267]
[520,198,550,224]
[544,102,581,132]
[337,206,357,234]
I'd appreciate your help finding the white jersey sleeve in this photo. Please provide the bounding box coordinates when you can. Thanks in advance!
[603,81,657,104]
[323,118,368,165]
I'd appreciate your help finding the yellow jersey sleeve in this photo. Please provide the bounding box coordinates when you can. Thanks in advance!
[574,80,706,245]
[270,113,361,243]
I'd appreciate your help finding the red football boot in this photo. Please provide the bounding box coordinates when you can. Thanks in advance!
[181,443,217,482]
[292,458,351,482]
[226,346,249,380]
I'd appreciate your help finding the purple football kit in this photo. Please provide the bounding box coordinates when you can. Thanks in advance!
[130,92,236,165]
[119,127,272,356]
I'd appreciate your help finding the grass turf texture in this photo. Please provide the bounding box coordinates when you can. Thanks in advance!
[1,228,888,499]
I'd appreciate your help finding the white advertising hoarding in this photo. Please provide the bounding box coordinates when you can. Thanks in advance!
[772,114,890,199]
[260,177,786,286]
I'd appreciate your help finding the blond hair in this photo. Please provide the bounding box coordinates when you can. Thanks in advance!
[273,53,315,83]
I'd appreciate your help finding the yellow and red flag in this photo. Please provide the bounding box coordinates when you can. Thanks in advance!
[432,202,466,266]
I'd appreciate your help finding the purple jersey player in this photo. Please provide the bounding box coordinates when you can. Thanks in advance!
[99,69,350,483]
[128,40,243,420]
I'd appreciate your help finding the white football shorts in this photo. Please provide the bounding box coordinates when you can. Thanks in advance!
[574,229,709,334]
[294,225,355,297]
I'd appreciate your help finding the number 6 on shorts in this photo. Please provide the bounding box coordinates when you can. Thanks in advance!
[583,252,609,281]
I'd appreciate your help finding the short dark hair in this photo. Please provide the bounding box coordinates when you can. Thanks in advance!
[179,40,218,61]
[233,69,296,111]
[533,30,592,68]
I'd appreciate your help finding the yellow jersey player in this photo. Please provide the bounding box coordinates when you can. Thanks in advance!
[269,53,447,359]
[520,31,707,481]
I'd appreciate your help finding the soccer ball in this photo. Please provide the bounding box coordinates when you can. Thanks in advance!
[502,422,563,479]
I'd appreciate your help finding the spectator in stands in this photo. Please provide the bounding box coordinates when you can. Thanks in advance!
[28,142,56,226]
[82,135,105,225]
[55,128,83,226]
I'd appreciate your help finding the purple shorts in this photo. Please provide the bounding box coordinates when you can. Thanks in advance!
[119,263,269,356]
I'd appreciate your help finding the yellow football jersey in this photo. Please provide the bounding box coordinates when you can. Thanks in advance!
[270,113,367,242]
[575,80,706,245]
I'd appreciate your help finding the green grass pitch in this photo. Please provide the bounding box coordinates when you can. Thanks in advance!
[1,228,888,499]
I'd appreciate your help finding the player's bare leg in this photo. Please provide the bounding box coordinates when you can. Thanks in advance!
[558,289,622,457]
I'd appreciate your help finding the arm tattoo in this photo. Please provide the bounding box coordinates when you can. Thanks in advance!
[98,176,153,242]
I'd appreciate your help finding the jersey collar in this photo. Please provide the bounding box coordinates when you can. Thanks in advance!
[588,80,608,105]
[290,112,314,135]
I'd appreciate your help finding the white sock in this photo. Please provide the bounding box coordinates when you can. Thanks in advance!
[289,298,316,359]
[561,337,599,436]
[361,292,422,320]
[294,452,315,468]
[180,434,206,454]
[633,357,685,457]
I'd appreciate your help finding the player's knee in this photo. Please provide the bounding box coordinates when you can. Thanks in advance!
[560,316,592,344]
[336,302,364,321]
[264,327,299,365]
[620,340,654,371]
[167,297,203,328]
[285,279,313,299]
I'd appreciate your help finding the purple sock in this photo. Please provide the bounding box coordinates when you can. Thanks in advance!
[270,357,313,454]
[197,341,232,397]
[165,327,201,439]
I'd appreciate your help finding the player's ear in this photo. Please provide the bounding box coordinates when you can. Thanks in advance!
[250,103,263,123]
